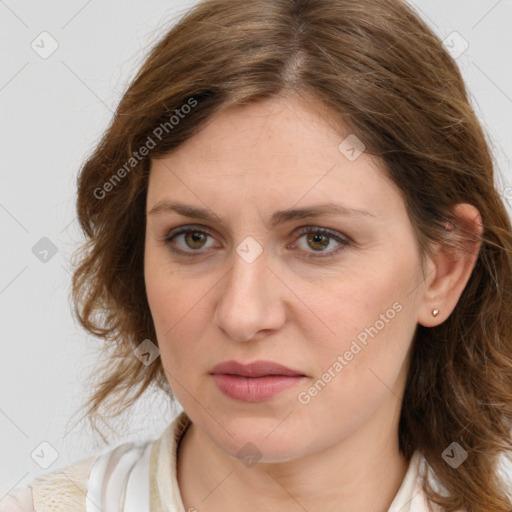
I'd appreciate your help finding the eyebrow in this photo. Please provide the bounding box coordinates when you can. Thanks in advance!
[147,200,376,228]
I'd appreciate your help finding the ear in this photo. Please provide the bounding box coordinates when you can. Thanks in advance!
[418,203,484,327]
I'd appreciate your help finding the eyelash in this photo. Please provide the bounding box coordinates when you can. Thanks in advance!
[161,225,351,260]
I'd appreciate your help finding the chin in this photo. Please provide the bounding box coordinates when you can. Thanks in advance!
[225,435,303,465]
[208,418,306,464]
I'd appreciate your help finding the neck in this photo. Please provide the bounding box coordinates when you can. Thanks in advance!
[177,407,410,512]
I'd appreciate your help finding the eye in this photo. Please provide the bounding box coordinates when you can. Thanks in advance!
[162,226,218,257]
[161,225,350,259]
[291,226,350,259]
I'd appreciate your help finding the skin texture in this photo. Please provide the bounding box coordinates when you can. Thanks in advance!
[144,92,483,512]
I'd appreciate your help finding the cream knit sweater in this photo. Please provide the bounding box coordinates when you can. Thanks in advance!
[1,411,431,512]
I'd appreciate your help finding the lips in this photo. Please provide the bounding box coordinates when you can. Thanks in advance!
[210,360,307,402]
[210,360,305,378]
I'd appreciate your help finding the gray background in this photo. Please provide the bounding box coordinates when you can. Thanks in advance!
[1,0,511,494]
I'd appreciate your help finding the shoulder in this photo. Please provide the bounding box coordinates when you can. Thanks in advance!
[0,453,97,512]
[1,437,153,512]
[30,453,97,512]
[0,412,190,512]
[410,450,512,512]
[0,486,35,512]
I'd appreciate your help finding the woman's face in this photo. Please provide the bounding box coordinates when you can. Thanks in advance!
[144,93,429,462]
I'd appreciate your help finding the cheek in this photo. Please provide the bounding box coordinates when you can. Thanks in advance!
[304,267,408,348]
[146,277,194,333]
[145,244,195,331]
[300,256,418,387]
[144,257,212,373]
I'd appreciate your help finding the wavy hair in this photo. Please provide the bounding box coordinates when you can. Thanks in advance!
[71,0,512,510]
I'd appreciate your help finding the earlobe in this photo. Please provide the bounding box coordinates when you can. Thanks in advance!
[417,203,483,327]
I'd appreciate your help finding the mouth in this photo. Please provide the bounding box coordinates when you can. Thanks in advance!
[209,359,306,378]
[209,360,307,402]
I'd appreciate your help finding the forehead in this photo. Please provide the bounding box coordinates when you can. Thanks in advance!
[147,94,403,223]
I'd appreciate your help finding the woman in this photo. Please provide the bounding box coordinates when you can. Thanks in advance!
[3,0,512,511]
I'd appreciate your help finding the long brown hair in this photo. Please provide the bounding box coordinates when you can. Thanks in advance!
[71,0,512,510]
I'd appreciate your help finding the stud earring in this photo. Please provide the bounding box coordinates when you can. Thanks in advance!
[432,308,440,317]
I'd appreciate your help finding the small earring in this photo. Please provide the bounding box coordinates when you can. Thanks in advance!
[432,308,440,317]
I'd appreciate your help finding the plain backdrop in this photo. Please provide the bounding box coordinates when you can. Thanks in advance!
[1,0,511,494]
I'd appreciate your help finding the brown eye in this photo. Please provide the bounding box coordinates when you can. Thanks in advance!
[306,232,330,251]
[293,226,350,259]
[163,226,218,257]
[183,231,208,249]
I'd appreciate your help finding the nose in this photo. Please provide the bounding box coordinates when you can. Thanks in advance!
[213,247,287,343]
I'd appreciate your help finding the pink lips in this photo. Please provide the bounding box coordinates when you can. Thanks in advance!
[210,360,306,402]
